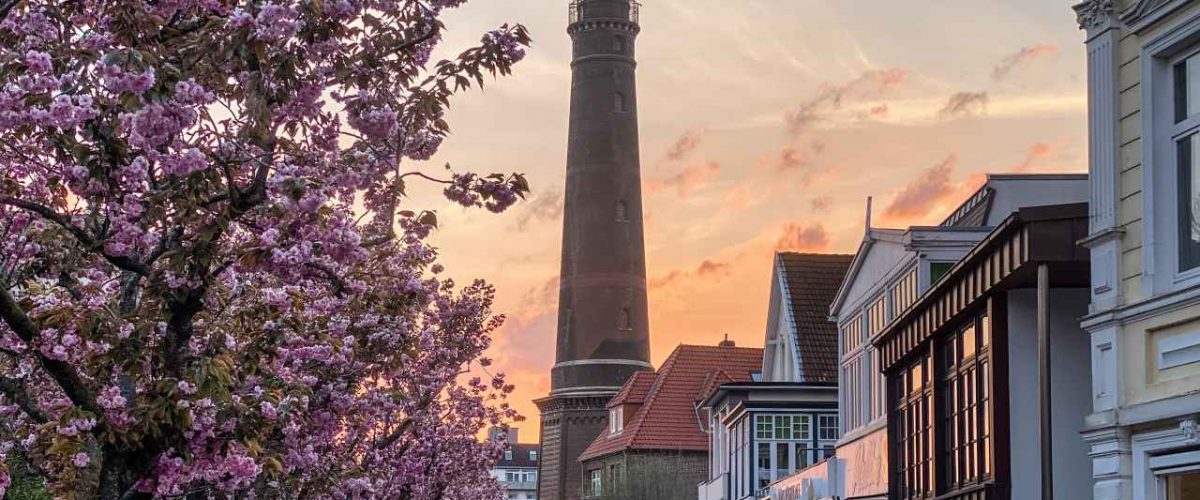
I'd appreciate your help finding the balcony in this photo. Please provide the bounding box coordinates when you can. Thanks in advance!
[697,473,728,500]
[568,1,641,25]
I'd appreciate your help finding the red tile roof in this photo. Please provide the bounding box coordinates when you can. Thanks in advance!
[607,370,656,408]
[578,344,763,461]
[777,253,854,383]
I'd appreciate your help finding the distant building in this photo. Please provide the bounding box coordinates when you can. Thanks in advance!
[696,253,851,500]
[491,428,539,500]
[577,342,763,500]
[1075,1,1200,498]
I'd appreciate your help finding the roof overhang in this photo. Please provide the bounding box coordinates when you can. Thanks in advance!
[872,203,1090,371]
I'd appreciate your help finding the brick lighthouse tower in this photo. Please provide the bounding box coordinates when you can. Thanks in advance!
[535,1,652,499]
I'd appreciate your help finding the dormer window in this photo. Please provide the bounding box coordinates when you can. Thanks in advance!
[609,408,624,434]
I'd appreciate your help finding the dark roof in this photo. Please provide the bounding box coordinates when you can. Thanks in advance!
[497,443,540,469]
[579,344,763,461]
[777,253,854,383]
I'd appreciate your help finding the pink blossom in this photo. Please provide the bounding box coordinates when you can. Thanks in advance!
[72,452,90,467]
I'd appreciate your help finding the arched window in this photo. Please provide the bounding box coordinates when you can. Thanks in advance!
[614,92,626,113]
[613,35,625,53]
[616,201,628,222]
[618,308,631,330]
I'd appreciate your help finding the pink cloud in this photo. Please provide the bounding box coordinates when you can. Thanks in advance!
[785,68,909,137]
[1010,143,1054,173]
[774,223,831,252]
[514,192,564,230]
[666,128,705,162]
[811,196,833,212]
[649,161,721,198]
[884,154,959,219]
[938,92,989,119]
[993,44,1059,80]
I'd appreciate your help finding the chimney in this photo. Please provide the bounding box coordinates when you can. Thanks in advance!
[718,334,736,348]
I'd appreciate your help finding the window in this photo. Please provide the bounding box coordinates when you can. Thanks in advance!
[841,314,863,357]
[616,201,628,222]
[614,92,626,113]
[530,450,537,461]
[753,414,816,489]
[1166,471,1200,499]
[867,297,887,338]
[618,308,631,330]
[613,35,625,53]
[589,469,602,496]
[930,262,954,284]
[891,268,918,314]
[938,314,992,490]
[818,414,839,441]
[504,450,512,461]
[1176,52,1200,272]
[893,352,933,500]
[609,408,623,434]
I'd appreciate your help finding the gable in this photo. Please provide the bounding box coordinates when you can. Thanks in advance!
[836,239,910,318]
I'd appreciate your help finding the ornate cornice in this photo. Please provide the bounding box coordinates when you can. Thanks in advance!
[1074,0,1118,32]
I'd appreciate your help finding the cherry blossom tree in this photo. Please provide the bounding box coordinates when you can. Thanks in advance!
[0,1,531,498]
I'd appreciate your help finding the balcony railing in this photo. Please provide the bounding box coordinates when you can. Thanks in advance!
[568,1,641,24]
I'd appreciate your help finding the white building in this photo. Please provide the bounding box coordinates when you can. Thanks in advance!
[490,428,539,500]
[1075,1,1200,498]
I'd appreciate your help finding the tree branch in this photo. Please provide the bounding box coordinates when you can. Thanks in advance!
[0,197,151,276]
[0,285,101,415]
[0,375,50,424]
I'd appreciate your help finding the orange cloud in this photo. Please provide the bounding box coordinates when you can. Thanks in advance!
[666,128,705,162]
[993,44,1059,80]
[884,154,959,219]
[938,92,989,119]
[696,259,732,278]
[1010,143,1054,173]
[649,161,721,198]
[774,223,831,252]
[785,68,909,137]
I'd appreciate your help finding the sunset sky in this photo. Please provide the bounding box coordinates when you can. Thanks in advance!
[410,0,1089,437]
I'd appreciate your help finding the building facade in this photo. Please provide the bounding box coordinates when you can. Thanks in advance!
[491,428,540,500]
[698,253,851,500]
[579,343,763,500]
[536,1,652,499]
[814,175,1089,500]
[1075,1,1200,498]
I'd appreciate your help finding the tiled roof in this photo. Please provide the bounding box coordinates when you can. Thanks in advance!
[606,370,656,408]
[777,253,854,384]
[579,344,763,461]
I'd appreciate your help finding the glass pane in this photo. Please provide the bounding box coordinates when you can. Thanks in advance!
[777,442,790,475]
[980,314,991,347]
[1180,133,1200,271]
[1167,471,1200,500]
[962,324,977,359]
[776,415,791,440]
[1177,54,1200,122]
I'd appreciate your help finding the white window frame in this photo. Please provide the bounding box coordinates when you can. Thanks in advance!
[590,469,602,496]
[609,408,623,434]
[1141,15,1200,296]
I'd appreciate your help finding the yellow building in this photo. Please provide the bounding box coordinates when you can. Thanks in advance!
[1075,1,1200,498]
